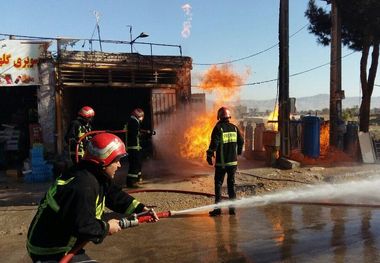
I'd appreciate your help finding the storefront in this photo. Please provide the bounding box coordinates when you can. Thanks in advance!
[0,40,51,167]
[0,39,192,167]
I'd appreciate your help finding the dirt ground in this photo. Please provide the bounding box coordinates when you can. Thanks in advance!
[1,157,380,262]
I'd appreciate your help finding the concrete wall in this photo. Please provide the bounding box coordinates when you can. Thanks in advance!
[38,62,56,153]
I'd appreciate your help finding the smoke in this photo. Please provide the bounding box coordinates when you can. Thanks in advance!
[145,105,212,179]
[181,4,192,38]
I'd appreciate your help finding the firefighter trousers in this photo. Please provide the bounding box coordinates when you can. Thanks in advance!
[214,165,237,204]
[126,149,142,187]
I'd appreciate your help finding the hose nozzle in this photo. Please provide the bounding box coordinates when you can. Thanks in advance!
[119,217,139,229]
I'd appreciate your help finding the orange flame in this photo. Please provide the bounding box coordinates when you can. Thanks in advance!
[180,65,245,159]
[267,105,278,131]
[179,112,215,159]
[320,122,329,156]
[199,65,243,101]
[290,120,354,166]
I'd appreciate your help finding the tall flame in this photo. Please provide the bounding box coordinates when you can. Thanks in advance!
[267,105,279,131]
[179,112,215,159]
[320,122,329,156]
[180,65,245,159]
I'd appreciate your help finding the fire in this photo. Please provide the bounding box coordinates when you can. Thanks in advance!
[199,65,243,101]
[290,120,354,165]
[267,105,278,131]
[180,65,245,159]
[179,112,215,159]
[320,121,329,156]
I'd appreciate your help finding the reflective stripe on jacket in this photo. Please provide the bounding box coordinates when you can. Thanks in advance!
[66,119,92,157]
[126,116,142,151]
[207,121,244,168]
[27,162,145,257]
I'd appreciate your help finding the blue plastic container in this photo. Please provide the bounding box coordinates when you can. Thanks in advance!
[24,144,53,183]
[302,116,320,158]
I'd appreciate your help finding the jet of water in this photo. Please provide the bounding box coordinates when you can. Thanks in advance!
[175,175,380,214]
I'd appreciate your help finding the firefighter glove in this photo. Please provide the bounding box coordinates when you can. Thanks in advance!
[207,156,213,166]
[206,151,214,166]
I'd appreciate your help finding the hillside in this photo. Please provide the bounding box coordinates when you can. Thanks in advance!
[235,94,380,112]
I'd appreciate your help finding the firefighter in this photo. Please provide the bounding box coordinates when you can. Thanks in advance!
[65,106,95,164]
[26,133,158,262]
[125,108,145,188]
[206,107,244,216]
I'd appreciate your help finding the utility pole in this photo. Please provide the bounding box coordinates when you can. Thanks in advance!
[278,0,290,157]
[55,39,64,155]
[330,0,344,149]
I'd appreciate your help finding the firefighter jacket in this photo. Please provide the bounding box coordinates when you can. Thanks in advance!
[65,118,92,158]
[126,116,142,151]
[27,161,145,257]
[207,120,244,168]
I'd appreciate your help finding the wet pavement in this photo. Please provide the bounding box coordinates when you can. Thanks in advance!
[86,204,380,263]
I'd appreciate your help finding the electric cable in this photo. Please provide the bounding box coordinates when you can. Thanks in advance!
[193,23,308,66]
[192,51,357,88]
[0,31,364,89]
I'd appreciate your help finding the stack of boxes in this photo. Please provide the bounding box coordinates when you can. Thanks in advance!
[24,144,53,183]
[24,124,53,183]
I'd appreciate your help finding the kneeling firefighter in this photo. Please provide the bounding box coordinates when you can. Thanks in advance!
[27,133,158,262]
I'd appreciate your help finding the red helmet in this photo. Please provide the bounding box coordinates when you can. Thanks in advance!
[83,133,126,166]
[131,108,144,119]
[78,106,95,119]
[217,107,231,120]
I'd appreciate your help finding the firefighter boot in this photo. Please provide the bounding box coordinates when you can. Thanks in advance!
[126,177,138,188]
[229,207,236,215]
[209,208,221,217]
[138,175,143,185]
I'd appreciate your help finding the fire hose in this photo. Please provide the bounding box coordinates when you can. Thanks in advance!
[74,129,156,163]
[58,187,380,263]
[59,209,171,263]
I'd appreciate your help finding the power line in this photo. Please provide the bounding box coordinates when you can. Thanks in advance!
[193,23,309,66]
[289,51,355,78]
[242,51,356,87]
[192,51,357,88]
[0,32,366,89]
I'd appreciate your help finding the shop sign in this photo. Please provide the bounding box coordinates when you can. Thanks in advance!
[0,39,49,86]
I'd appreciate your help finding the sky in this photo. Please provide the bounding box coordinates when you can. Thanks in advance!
[3,0,379,103]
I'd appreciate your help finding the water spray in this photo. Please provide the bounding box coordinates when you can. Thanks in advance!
[61,176,380,262]
[173,176,380,214]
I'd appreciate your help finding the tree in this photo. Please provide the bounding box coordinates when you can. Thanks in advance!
[342,107,359,121]
[305,0,380,132]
